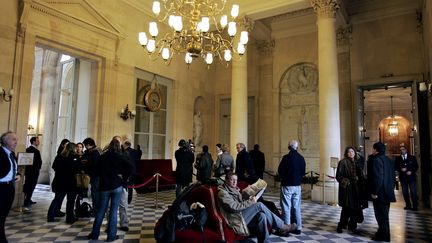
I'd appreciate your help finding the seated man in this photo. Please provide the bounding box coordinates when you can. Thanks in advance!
[217,172,291,243]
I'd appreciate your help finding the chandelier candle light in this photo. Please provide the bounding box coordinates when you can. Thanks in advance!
[138,0,249,66]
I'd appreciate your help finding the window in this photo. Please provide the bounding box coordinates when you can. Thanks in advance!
[134,70,172,159]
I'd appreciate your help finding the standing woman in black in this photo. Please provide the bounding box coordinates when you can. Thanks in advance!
[336,146,365,234]
[47,142,81,223]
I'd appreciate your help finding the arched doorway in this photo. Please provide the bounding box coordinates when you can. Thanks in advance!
[378,115,413,159]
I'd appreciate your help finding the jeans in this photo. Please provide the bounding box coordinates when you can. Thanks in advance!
[280,185,302,229]
[119,187,129,227]
[90,186,123,240]
[47,191,77,222]
[241,202,285,243]
[401,180,418,208]
[90,177,100,213]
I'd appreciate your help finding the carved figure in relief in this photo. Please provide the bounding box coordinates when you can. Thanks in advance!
[298,106,309,150]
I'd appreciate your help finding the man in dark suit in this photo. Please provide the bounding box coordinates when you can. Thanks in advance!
[368,142,396,242]
[395,145,418,210]
[249,144,266,179]
[23,137,42,208]
[0,131,21,243]
[235,143,255,182]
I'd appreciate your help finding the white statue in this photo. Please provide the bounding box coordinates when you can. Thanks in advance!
[193,111,203,146]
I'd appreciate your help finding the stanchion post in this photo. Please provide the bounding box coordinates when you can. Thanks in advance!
[154,173,161,209]
[332,167,337,207]
[322,173,326,205]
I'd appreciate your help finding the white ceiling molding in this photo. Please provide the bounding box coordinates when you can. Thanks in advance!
[227,0,311,20]
[270,8,317,39]
[25,0,126,39]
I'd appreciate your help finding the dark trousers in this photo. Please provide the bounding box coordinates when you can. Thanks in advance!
[0,184,15,243]
[339,207,362,229]
[23,172,39,207]
[372,200,391,240]
[401,180,418,209]
[47,192,77,222]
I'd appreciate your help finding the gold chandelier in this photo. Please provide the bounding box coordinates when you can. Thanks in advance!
[138,0,249,66]
[387,96,399,136]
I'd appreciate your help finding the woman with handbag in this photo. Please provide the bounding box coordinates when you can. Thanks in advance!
[47,142,81,223]
[336,146,365,234]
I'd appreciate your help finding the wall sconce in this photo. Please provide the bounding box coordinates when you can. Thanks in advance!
[120,104,136,121]
[419,81,431,96]
[0,87,14,102]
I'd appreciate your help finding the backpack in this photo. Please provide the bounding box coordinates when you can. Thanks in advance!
[75,201,93,218]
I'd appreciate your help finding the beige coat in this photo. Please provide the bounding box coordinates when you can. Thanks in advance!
[217,184,254,236]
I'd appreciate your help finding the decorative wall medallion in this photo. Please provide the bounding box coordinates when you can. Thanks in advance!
[281,62,318,95]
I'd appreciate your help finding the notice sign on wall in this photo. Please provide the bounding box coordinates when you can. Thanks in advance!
[330,157,339,168]
[18,152,34,166]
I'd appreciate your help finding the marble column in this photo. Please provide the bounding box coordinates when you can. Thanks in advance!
[230,52,248,154]
[311,0,341,177]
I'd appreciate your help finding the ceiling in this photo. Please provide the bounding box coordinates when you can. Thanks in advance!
[363,87,412,112]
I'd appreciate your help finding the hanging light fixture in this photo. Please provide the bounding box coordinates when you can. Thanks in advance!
[138,0,249,66]
[387,96,399,136]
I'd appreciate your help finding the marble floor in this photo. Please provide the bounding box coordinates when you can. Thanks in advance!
[4,184,432,243]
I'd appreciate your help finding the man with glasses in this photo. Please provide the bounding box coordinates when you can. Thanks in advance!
[395,145,418,211]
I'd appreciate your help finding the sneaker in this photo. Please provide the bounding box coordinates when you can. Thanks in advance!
[119,226,129,232]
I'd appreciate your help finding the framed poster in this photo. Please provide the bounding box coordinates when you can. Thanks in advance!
[330,157,339,168]
[18,152,34,166]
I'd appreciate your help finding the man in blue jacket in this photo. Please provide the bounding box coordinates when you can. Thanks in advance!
[278,140,305,235]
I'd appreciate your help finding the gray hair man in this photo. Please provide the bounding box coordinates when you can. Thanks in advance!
[277,140,306,235]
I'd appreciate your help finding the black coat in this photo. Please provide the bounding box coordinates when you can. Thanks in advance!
[175,148,194,185]
[367,153,396,203]
[235,149,254,181]
[194,152,213,182]
[0,147,17,180]
[25,146,42,176]
[249,149,265,179]
[51,155,81,193]
[336,158,364,209]
[278,150,306,187]
[97,151,133,191]
[395,154,418,183]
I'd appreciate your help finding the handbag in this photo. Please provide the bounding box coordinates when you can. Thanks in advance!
[76,174,90,189]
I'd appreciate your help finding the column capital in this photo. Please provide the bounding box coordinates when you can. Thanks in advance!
[255,39,275,56]
[239,15,255,32]
[310,0,340,18]
[336,25,352,47]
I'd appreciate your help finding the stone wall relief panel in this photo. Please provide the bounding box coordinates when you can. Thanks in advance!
[279,62,320,172]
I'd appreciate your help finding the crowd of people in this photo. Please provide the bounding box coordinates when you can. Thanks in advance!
[0,129,419,243]
[1,133,141,242]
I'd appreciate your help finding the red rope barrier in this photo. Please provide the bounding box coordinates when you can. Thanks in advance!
[127,176,155,189]
[158,175,176,184]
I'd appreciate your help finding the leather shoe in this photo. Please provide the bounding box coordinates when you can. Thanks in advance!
[87,233,98,240]
[404,206,411,210]
[106,235,119,242]
[55,211,66,217]
[412,207,418,211]
[119,226,129,232]
[274,224,290,237]
[30,200,37,204]
[66,218,77,224]
[290,229,301,235]
[371,236,390,242]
